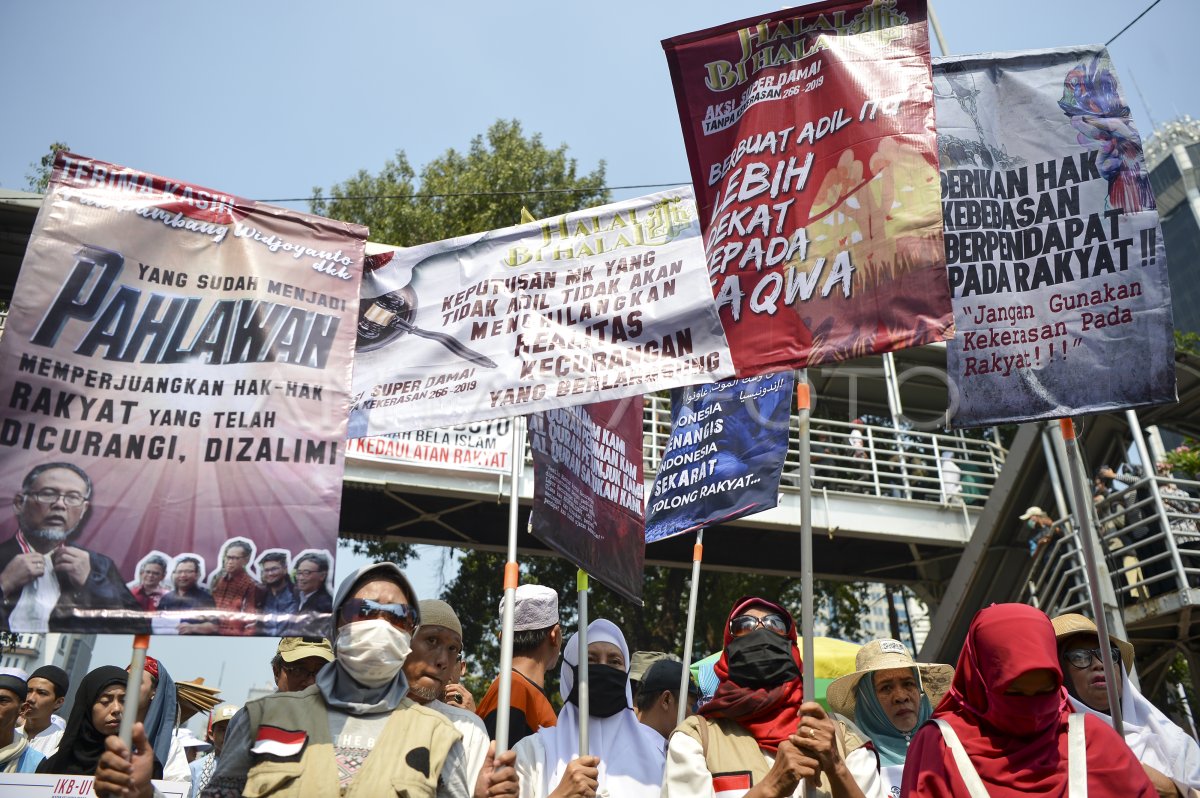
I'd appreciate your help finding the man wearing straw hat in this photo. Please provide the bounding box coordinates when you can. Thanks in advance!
[826,639,953,798]
[1052,613,1200,797]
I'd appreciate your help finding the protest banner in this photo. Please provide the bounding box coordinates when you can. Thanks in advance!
[528,397,645,604]
[662,0,952,376]
[935,47,1176,426]
[646,371,793,543]
[1,774,188,798]
[346,419,514,474]
[348,187,733,435]
[0,153,364,635]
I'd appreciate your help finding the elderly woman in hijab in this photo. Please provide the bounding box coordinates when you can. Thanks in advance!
[902,603,1155,798]
[826,639,952,798]
[38,665,129,776]
[664,596,865,798]
[1053,613,1200,798]
[513,618,664,798]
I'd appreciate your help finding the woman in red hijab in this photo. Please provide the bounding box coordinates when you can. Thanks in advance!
[901,604,1153,798]
[664,596,865,797]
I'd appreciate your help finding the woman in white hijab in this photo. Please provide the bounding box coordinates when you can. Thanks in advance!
[1053,613,1200,797]
[513,618,665,798]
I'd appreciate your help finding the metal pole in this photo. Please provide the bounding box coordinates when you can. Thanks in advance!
[1040,423,1072,519]
[1060,418,1124,734]
[119,635,151,750]
[678,528,704,725]
[1127,409,1188,592]
[576,569,590,756]
[797,371,815,705]
[494,415,525,753]
[928,1,950,56]
[883,353,912,498]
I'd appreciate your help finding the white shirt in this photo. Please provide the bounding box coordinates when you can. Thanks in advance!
[431,699,490,792]
[25,724,64,757]
[662,732,802,798]
[845,745,897,798]
[9,552,61,632]
[164,737,192,784]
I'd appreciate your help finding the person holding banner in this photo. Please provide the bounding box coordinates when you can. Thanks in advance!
[20,664,68,756]
[0,673,43,773]
[1052,613,1200,798]
[825,639,953,798]
[513,618,664,798]
[901,603,1154,798]
[664,597,864,798]
[38,665,130,776]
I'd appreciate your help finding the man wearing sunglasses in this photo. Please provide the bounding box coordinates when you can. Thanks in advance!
[0,462,142,633]
[181,562,489,798]
[1053,613,1200,798]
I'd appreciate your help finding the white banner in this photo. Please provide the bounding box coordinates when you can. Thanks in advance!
[0,774,187,798]
[348,188,733,434]
[345,419,515,474]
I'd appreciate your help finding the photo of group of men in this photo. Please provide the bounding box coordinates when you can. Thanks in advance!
[0,461,334,636]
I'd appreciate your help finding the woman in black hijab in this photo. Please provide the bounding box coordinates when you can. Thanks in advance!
[37,666,128,775]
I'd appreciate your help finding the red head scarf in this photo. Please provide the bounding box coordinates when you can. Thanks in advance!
[700,596,804,752]
[901,604,1154,798]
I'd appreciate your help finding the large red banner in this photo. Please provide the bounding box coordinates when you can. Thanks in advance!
[663,0,952,375]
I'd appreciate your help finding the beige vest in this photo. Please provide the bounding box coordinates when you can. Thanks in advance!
[674,715,843,798]
[241,686,462,798]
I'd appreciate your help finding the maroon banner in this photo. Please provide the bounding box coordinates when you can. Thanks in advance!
[528,398,645,604]
[663,0,952,375]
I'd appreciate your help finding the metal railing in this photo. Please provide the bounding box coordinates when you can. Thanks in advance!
[641,393,1006,507]
[1022,474,1200,616]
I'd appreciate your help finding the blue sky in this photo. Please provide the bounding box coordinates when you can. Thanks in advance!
[4,0,1196,708]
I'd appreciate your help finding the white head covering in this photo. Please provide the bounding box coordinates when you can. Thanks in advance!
[536,619,664,798]
[1068,667,1200,794]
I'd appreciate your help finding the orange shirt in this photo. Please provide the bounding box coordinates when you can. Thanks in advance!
[477,670,557,744]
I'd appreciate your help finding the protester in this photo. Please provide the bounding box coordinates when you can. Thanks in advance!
[513,618,665,798]
[190,703,239,797]
[630,651,671,697]
[1053,613,1200,797]
[158,557,217,634]
[477,584,561,744]
[407,598,518,797]
[129,654,190,783]
[21,664,67,756]
[208,539,262,635]
[1,463,143,632]
[445,659,477,713]
[270,636,334,692]
[634,658,699,742]
[174,727,211,764]
[38,664,128,775]
[1019,506,1062,558]
[826,639,953,798]
[901,603,1155,797]
[199,562,474,797]
[664,596,863,798]
[130,555,169,611]
[257,551,298,636]
[0,673,42,772]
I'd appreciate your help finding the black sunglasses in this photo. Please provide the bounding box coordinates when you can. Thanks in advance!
[729,613,789,637]
[338,598,418,632]
[1064,645,1122,670]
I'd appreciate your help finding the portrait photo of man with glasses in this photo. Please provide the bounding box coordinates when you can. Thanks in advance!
[0,461,142,633]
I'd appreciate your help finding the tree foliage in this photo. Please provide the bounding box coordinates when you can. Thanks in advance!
[311,119,609,247]
[26,141,70,193]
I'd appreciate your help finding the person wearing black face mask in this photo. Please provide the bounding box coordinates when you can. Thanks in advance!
[664,597,866,798]
[512,618,665,798]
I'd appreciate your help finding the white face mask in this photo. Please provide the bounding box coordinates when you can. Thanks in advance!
[335,619,412,687]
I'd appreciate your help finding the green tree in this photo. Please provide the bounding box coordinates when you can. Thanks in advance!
[311,119,608,247]
[26,141,70,193]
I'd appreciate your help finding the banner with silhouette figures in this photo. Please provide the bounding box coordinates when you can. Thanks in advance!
[0,152,363,636]
[934,47,1175,426]
[663,0,952,377]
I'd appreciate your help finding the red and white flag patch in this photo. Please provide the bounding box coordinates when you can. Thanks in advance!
[251,726,307,758]
[712,772,752,797]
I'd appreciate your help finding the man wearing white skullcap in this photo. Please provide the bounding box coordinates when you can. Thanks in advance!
[477,585,561,745]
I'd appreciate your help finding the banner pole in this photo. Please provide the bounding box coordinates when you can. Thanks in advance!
[677,527,705,725]
[119,634,151,750]
[797,370,815,705]
[577,569,590,756]
[1059,418,1124,734]
[494,415,525,754]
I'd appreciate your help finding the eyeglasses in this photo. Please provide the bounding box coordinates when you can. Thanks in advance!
[23,489,88,507]
[295,568,324,577]
[729,613,789,637]
[338,598,418,632]
[1064,646,1122,670]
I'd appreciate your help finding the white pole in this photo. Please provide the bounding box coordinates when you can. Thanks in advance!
[119,635,151,749]
[576,569,590,756]
[677,528,705,724]
[928,1,950,56]
[494,415,525,753]
[797,371,815,704]
[1059,418,1124,735]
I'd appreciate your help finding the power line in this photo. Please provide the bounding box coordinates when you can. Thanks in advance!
[1106,0,1165,46]
[263,181,686,205]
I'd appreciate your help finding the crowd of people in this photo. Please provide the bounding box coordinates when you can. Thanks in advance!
[0,561,1196,797]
